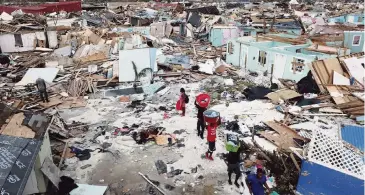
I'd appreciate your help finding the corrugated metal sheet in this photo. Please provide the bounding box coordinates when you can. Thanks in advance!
[341,125,364,152]
[0,1,81,14]
[297,160,365,195]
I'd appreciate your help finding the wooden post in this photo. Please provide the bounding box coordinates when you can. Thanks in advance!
[290,153,301,171]
[58,141,69,168]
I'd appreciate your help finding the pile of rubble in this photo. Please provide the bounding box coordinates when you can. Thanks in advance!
[0,1,364,195]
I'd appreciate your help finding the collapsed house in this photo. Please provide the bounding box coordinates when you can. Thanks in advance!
[225,34,346,82]
[0,1,364,195]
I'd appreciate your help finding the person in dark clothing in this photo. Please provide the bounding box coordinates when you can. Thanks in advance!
[36,78,49,103]
[225,147,242,188]
[194,100,207,139]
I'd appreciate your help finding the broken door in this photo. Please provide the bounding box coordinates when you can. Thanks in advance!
[239,44,248,69]
[272,53,286,80]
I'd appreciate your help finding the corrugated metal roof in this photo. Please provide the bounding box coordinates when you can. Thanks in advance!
[341,125,364,152]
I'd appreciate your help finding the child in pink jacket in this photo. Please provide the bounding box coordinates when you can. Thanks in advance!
[179,88,186,116]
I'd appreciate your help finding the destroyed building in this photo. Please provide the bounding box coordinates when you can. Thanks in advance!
[0,1,364,195]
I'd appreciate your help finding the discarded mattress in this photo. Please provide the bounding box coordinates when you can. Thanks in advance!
[243,86,272,100]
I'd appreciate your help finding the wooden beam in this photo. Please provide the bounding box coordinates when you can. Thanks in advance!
[290,153,301,171]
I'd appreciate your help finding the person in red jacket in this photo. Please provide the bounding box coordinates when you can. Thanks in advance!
[179,88,186,116]
[206,117,221,160]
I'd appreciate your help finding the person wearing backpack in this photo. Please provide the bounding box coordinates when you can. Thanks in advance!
[179,88,188,116]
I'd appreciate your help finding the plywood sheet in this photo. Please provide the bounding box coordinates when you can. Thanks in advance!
[266,89,301,103]
[1,113,35,138]
[326,86,355,105]
[260,131,297,150]
[39,97,63,108]
[16,68,59,86]
[310,58,345,92]
[264,121,305,140]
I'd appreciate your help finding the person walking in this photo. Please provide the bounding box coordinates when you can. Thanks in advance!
[36,77,49,103]
[205,116,221,160]
[225,147,243,188]
[194,100,207,139]
[179,88,187,116]
[246,168,271,195]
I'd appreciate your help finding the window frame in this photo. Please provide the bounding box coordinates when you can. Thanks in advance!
[243,31,251,36]
[227,42,234,54]
[352,35,361,46]
[258,50,267,66]
[291,58,305,74]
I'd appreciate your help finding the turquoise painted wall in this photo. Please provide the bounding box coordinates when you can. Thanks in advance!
[209,28,224,47]
[344,31,365,53]
[226,39,241,66]
[328,14,364,25]
[328,16,346,23]
[226,39,333,81]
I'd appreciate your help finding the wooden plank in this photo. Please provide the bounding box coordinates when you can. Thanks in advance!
[324,58,343,75]
[58,142,68,168]
[290,153,301,171]
[343,106,364,112]
[314,60,330,86]
[39,96,63,108]
[2,113,35,138]
[351,111,365,115]
[309,62,325,92]
[338,100,364,109]
[326,86,352,105]
[264,121,305,140]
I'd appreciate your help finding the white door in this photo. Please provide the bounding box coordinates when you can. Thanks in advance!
[239,45,248,68]
[272,53,287,80]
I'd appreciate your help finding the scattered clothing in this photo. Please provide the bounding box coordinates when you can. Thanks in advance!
[243,86,272,100]
[70,146,91,161]
[58,176,78,195]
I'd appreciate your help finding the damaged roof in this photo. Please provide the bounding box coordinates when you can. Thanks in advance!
[0,134,42,195]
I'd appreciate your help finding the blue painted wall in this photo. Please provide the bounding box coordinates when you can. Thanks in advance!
[344,31,365,53]
[341,125,364,152]
[297,160,364,195]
